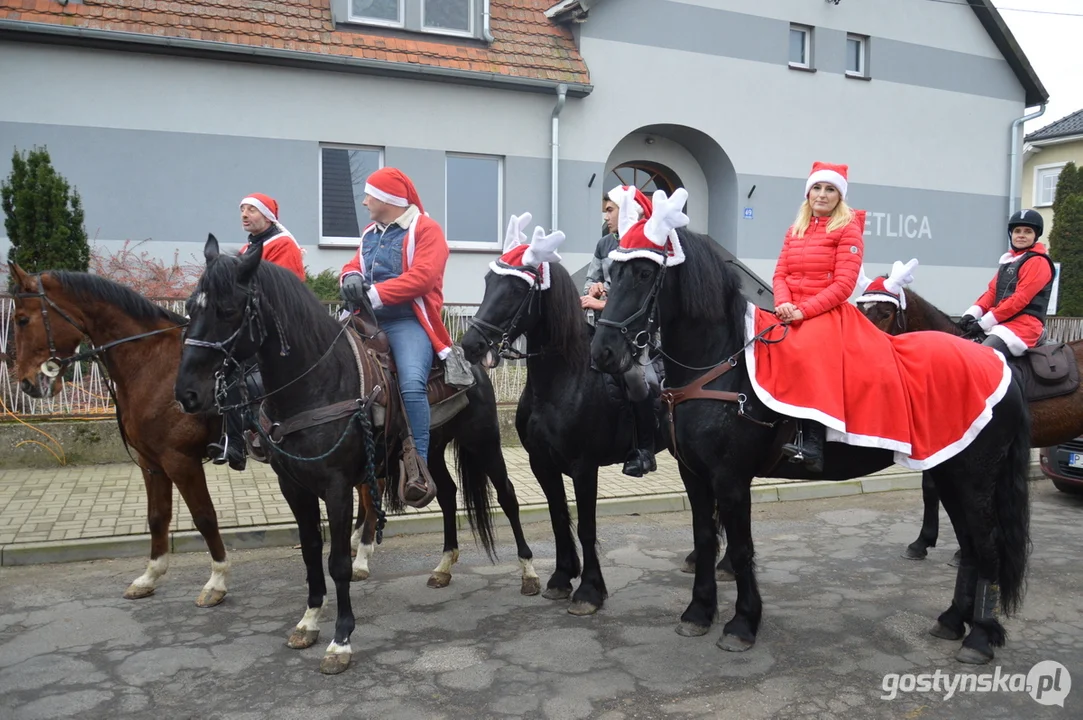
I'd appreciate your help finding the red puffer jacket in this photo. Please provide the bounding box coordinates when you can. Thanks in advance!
[772,210,867,320]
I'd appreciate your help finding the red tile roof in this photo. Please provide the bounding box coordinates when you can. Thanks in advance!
[1,0,590,88]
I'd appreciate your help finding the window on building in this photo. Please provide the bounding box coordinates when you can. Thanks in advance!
[446,154,503,250]
[423,0,473,35]
[789,25,811,69]
[320,144,384,247]
[846,34,867,77]
[1035,164,1066,207]
[349,0,403,28]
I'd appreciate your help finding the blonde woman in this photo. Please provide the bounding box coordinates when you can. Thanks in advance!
[770,162,867,471]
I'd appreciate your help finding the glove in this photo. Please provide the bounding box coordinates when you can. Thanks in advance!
[957,315,980,335]
[341,274,368,310]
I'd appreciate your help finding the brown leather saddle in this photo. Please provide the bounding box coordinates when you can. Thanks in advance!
[248,313,472,509]
[1013,342,1080,403]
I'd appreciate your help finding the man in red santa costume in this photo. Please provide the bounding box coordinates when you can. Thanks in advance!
[237,193,306,281]
[339,168,453,468]
[957,209,1055,357]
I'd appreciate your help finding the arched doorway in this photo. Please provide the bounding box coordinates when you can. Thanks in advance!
[604,161,682,197]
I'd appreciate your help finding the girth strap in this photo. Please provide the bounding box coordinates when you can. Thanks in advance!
[263,398,371,444]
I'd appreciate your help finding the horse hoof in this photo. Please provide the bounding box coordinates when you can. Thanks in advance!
[955,646,993,665]
[287,628,320,649]
[717,634,755,652]
[929,623,964,641]
[319,652,351,675]
[427,572,452,589]
[676,622,710,637]
[352,568,370,582]
[123,584,155,600]
[680,560,696,574]
[521,577,541,596]
[567,601,600,616]
[948,550,962,568]
[195,588,227,608]
[716,568,736,582]
[542,587,572,601]
[903,546,928,560]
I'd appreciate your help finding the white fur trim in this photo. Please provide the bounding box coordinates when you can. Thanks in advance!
[240,196,277,222]
[365,183,409,207]
[367,286,383,310]
[805,170,848,200]
[488,260,551,290]
[855,292,900,308]
[608,234,685,267]
[963,305,984,320]
[978,310,998,332]
[998,252,1015,265]
[987,325,1028,356]
[741,301,1012,471]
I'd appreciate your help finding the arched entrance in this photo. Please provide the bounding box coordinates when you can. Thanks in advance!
[604,161,681,197]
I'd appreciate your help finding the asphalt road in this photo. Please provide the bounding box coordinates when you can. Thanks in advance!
[1,483,1081,720]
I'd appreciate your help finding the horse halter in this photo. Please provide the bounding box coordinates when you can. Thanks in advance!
[595,256,668,357]
[13,273,185,378]
[467,265,544,361]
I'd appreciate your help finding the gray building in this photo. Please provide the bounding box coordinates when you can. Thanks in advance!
[0,0,1047,312]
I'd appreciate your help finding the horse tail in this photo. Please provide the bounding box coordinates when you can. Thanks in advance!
[995,384,1032,616]
[455,441,497,561]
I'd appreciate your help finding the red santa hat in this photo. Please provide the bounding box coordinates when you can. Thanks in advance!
[856,258,919,309]
[365,167,424,214]
[608,187,689,267]
[490,211,565,290]
[239,193,279,223]
[805,161,849,201]
[607,185,652,219]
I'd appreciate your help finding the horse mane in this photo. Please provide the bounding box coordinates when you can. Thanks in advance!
[672,228,748,327]
[201,255,342,348]
[51,271,186,324]
[543,262,590,370]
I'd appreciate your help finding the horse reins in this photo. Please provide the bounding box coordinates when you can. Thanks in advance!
[467,265,546,361]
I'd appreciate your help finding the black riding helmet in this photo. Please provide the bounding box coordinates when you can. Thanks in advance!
[1007,208,1044,247]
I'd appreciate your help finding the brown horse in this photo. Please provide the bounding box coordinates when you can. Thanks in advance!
[860,283,1082,559]
[9,262,231,606]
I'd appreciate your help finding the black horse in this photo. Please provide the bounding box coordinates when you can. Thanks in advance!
[591,226,1032,664]
[174,236,539,674]
[460,258,667,615]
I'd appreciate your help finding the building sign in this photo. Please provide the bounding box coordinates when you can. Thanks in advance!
[743,207,754,219]
[863,212,932,240]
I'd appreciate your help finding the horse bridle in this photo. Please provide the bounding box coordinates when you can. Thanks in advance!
[13,273,187,379]
[595,255,668,359]
[467,265,545,361]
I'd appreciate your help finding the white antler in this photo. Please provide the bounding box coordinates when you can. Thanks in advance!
[612,187,642,239]
[857,265,874,295]
[523,226,565,266]
[884,258,919,295]
[502,211,533,253]
[644,188,690,246]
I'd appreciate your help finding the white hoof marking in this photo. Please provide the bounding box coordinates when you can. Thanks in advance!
[432,549,459,576]
[295,599,327,632]
[353,542,375,576]
[132,556,169,589]
[202,558,230,593]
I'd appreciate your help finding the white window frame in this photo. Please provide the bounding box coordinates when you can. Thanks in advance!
[444,152,504,251]
[318,143,385,248]
[422,0,475,38]
[789,24,811,69]
[845,33,867,78]
[1034,162,1067,208]
[347,0,404,29]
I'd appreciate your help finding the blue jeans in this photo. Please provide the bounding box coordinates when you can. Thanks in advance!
[381,315,434,462]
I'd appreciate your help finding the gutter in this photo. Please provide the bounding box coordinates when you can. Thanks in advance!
[0,19,592,98]
[1009,104,1047,216]
[482,0,495,43]
[550,84,568,232]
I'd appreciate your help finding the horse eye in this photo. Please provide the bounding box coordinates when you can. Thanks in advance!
[16,316,29,327]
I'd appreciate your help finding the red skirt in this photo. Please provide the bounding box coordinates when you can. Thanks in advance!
[744,302,1011,470]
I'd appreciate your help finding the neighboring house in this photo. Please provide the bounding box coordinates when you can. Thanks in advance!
[0,0,1047,312]
[1023,108,1083,240]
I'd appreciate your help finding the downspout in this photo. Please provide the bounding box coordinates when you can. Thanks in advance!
[1009,103,1046,215]
[551,83,568,231]
[482,1,495,43]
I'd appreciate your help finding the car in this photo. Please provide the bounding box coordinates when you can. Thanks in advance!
[1039,436,1083,494]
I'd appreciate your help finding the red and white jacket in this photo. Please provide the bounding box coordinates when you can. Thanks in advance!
[240,226,306,282]
[964,242,1054,355]
[340,210,453,359]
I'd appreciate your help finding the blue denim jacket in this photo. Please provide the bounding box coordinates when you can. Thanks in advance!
[361,223,414,321]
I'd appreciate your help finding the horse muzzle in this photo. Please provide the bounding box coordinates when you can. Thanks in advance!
[19,371,61,399]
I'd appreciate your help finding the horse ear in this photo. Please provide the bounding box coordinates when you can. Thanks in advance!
[8,262,32,290]
[204,234,220,264]
[237,239,263,286]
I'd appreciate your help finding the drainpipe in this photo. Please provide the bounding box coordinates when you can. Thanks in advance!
[1009,103,1046,216]
[482,1,495,43]
[550,83,568,231]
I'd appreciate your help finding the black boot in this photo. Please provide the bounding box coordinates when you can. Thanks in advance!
[623,397,658,477]
[780,420,824,473]
[208,409,247,471]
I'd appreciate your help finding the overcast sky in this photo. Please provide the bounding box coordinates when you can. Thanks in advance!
[992,0,1083,132]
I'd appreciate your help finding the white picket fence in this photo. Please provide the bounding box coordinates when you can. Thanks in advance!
[0,295,527,419]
